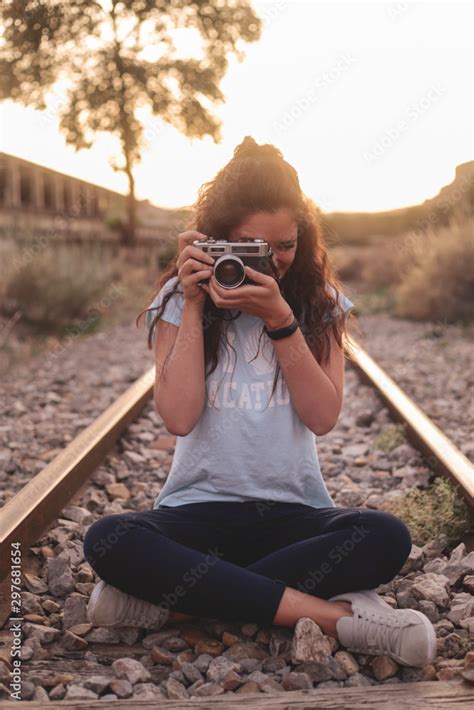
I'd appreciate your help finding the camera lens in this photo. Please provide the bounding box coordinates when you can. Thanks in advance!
[214,256,245,288]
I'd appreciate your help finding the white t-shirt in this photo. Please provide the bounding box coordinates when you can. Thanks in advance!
[146,276,354,509]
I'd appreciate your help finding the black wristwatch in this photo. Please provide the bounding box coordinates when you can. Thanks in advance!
[264,316,299,340]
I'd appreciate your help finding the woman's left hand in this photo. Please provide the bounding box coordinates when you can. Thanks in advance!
[200,266,291,326]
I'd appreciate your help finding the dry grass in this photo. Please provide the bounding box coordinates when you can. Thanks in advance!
[333,216,474,323]
[2,243,112,334]
[373,423,407,452]
[393,217,474,323]
[0,239,163,337]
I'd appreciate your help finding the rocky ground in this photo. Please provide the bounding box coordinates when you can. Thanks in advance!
[354,313,473,457]
[0,312,473,700]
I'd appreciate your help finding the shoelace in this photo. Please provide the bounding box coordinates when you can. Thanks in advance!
[352,605,413,656]
[125,594,167,629]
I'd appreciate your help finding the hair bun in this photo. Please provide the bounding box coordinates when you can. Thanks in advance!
[233,136,282,160]
[233,136,259,157]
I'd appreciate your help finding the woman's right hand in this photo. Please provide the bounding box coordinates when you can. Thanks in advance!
[175,231,215,307]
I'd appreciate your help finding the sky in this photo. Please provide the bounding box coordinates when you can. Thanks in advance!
[0,0,472,213]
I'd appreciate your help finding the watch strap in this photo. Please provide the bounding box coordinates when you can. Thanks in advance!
[264,316,299,340]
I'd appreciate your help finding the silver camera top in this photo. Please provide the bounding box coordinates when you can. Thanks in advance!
[192,237,273,258]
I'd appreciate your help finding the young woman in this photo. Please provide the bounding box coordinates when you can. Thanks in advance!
[84,137,436,668]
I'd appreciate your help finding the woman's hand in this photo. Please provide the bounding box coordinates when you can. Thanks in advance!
[200,266,292,328]
[175,231,215,308]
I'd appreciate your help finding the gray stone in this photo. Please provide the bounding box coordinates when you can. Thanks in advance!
[434,619,455,637]
[62,505,94,526]
[64,684,99,700]
[344,443,370,458]
[133,682,166,699]
[222,641,268,661]
[85,627,121,643]
[108,679,133,698]
[47,554,76,596]
[449,542,466,564]
[293,661,332,683]
[21,591,44,615]
[207,656,241,684]
[181,662,204,685]
[282,671,313,690]
[82,675,113,694]
[417,599,440,623]
[22,623,61,644]
[238,658,262,674]
[344,672,374,687]
[63,593,88,629]
[447,594,474,625]
[400,544,424,574]
[112,657,151,685]
[142,629,176,650]
[192,682,225,696]
[32,686,51,701]
[163,677,189,699]
[411,573,450,607]
[193,653,214,673]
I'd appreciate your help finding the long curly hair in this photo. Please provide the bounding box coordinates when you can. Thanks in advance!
[136,136,359,409]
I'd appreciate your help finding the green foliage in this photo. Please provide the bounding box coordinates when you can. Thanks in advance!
[0,1,261,150]
[374,423,407,452]
[382,477,474,547]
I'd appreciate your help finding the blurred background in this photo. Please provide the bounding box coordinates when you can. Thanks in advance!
[0,0,472,368]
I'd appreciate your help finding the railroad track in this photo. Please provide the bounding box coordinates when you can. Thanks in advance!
[0,335,473,706]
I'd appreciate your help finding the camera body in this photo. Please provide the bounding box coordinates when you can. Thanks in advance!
[193,237,281,289]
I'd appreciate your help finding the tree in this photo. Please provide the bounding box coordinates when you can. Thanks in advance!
[0,1,262,245]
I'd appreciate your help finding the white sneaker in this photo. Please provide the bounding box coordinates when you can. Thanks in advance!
[87,579,170,630]
[329,589,437,667]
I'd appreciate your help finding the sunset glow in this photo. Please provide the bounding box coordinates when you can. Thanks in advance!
[0,0,471,213]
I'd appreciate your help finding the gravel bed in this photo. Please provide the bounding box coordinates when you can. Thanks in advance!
[1,314,473,700]
[0,320,154,508]
[355,313,473,459]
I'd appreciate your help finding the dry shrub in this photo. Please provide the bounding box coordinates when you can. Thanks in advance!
[393,217,474,323]
[330,247,366,282]
[3,243,112,333]
[361,242,404,290]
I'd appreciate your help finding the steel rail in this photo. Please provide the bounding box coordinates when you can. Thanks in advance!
[0,369,155,581]
[346,335,473,507]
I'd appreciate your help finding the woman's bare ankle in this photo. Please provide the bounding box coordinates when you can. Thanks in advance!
[273,587,353,638]
[323,601,353,637]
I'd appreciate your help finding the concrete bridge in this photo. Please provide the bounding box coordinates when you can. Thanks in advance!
[0,152,184,245]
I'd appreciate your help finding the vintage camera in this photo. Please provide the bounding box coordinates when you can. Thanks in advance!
[193,237,281,289]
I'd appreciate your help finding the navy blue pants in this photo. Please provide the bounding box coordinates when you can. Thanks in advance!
[83,502,412,627]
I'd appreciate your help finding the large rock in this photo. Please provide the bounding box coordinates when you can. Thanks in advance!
[290,618,332,664]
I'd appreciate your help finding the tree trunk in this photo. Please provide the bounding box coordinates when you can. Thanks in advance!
[123,165,136,247]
